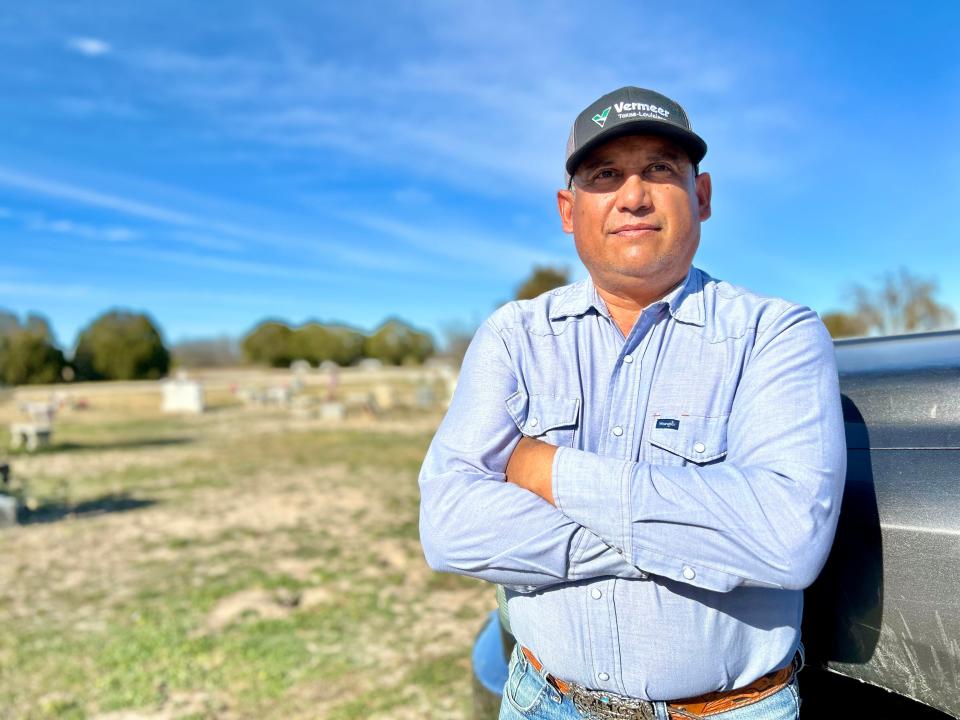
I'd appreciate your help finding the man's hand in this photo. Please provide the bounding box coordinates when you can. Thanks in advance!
[506,436,558,505]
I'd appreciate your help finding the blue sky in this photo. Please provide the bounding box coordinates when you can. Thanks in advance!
[1,2,958,350]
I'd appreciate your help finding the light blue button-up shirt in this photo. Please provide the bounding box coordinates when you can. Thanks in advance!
[419,266,846,700]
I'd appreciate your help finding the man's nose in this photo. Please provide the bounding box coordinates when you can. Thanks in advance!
[616,173,652,213]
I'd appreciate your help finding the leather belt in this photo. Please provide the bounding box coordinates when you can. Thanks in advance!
[520,646,795,719]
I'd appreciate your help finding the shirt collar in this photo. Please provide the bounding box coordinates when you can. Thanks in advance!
[662,266,706,326]
[549,266,706,327]
[548,278,606,321]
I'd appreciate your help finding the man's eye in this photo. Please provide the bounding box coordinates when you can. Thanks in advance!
[649,163,672,173]
[593,169,618,180]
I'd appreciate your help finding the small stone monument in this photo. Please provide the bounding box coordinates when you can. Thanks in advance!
[9,423,53,451]
[161,373,205,414]
[319,401,346,421]
[372,383,397,411]
[266,385,292,407]
[10,402,55,452]
[0,493,16,528]
[322,362,340,401]
[290,359,310,393]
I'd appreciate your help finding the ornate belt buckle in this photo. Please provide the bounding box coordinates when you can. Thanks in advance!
[569,683,658,720]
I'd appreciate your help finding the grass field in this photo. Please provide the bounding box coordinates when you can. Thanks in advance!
[0,392,490,719]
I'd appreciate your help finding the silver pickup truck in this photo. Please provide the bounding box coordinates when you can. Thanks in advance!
[471,329,960,719]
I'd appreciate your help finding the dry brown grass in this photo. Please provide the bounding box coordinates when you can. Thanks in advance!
[0,382,490,720]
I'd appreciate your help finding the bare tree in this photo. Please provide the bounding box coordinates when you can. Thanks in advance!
[850,267,956,336]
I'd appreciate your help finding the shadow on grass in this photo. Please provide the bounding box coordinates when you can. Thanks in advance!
[17,493,157,525]
[27,437,194,454]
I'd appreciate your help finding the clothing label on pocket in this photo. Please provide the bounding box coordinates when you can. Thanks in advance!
[656,418,680,430]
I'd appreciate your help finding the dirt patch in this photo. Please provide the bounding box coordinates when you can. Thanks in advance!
[204,587,300,632]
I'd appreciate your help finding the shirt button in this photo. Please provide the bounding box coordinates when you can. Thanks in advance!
[623,355,633,364]
[693,441,706,453]
[598,672,610,682]
[611,426,624,437]
[528,417,539,428]
[682,566,696,580]
[591,588,602,599]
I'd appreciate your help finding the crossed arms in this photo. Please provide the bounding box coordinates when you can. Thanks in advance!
[418,305,846,594]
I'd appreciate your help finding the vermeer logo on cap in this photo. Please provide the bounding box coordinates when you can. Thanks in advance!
[592,106,611,128]
[614,101,670,118]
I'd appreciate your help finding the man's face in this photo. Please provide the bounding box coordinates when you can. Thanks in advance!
[557,134,712,298]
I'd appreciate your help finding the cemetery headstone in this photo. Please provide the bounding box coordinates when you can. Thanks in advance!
[0,494,16,528]
[161,377,205,414]
[319,401,346,421]
[9,422,53,452]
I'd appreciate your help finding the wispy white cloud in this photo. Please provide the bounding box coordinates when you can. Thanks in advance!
[110,4,774,193]
[0,166,356,264]
[55,96,140,119]
[116,247,353,284]
[0,164,514,276]
[338,211,572,273]
[167,230,244,253]
[0,281,92,299]
[0,166,197,226]
[133,288,304,307]
[391,187,434,205]
[66,36,112,58]
[25,214,138,242]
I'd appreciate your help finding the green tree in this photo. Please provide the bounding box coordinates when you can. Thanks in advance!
[363,319,435,366]
[291,323,365,366]
[0,310,66,385]
[24,313,55,343]
[73,310,170,381]
[326,325,366,366]
[241,321,295,367]
[515,266,570,300]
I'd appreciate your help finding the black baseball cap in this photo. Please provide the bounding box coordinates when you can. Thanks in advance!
[565,87,707,184]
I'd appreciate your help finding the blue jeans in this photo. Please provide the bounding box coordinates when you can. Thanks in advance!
[498,644,800,720]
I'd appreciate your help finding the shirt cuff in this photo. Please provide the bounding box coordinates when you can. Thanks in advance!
[552,446,632,555]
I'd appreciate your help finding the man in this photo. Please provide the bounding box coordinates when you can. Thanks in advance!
[419,87,845,720]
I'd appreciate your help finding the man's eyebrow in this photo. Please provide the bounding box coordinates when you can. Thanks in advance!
[579,156,614,172]
[647,149,686,163]
[578,149,687,172]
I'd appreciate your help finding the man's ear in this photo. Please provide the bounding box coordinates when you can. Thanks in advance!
[557,188,575,234]
[695,172,712,221]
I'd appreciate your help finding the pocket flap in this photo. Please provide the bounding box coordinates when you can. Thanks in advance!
[648,414,728,463]
[506,392,581,436]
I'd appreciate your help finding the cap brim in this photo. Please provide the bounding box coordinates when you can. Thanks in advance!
[565,119,707,179]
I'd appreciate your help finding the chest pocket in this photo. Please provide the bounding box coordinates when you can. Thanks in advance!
[505,391,580,448]
[648,413,728,466]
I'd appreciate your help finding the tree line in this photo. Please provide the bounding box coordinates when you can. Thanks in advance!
[0,309,435,386]
[0,266,954,386]
[240,318,433,368]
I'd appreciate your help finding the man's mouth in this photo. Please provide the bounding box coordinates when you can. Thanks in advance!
[610,223,660,236]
